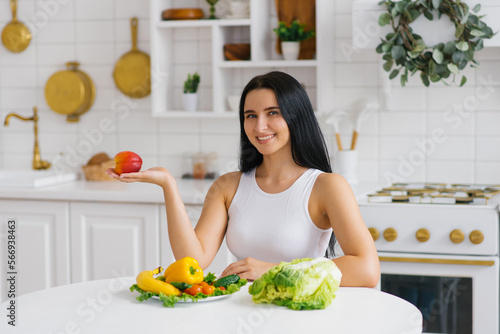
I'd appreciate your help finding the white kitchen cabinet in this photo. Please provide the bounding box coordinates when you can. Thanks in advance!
[70,202,160,283]
[160,204,236,275]
[0,200,70,302]
[150,0,335,117]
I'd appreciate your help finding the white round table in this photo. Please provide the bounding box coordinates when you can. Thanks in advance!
[1,277,422,334]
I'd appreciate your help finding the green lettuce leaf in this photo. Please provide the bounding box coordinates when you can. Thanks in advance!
[248,257,342,310]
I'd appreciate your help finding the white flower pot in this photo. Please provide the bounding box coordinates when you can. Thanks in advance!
[281,41,301,61]
[182,93,199,112]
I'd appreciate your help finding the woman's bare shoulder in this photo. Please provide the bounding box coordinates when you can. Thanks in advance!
[207,171,243,199]
[314,172,353,197]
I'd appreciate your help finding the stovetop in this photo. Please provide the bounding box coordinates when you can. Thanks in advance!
[364,183,500,206]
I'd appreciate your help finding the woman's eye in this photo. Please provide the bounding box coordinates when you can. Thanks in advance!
[245,114,256,119]
[269,110,279,115]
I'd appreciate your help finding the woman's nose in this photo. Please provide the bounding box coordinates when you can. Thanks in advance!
[255,116,268,131]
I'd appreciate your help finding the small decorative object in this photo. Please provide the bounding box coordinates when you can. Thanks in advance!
[206,0,219,19]
[273,20,315,60]
[223,43,251,60]
[377,0,495,87]
[182,72,200,112]
[161,8,204,20]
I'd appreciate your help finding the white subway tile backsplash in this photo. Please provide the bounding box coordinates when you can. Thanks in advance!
[427,136,475,161]
[379,112,425,135]
[386,87,426,111]
[357,160,379,182]
[76,21,114,43]
[34,0,74,21]
[476,111,500,136]
[378,160,426,183]
[36,21,75,44]
[75,0,114,20]
[173,41,199,64]
[115,0,150,19]
[76,44,115,65]
[426,161,474,184]
[200,134,239,158]
[117,133,157,155]
[379,135,427,160]
[475,162,500,183]
[426,86,476,111]
[159,118,200,134]
[334,63,379,87]
[38,44,77,66]
[0,88,38,109]
[200,118,239,134]
[335,39,378,63]
[117,110,158,133]
[427,110,475,136]
[0,66,36,88]
[476,136,500,161]
[0,45,36,65]
[159,133,199,155]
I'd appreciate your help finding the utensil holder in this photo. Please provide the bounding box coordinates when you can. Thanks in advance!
[334,150,358,185]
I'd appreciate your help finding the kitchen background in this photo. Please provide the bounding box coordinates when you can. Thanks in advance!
[0,0,499,184]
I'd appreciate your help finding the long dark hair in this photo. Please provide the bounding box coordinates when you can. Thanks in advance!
[238,71,336,258]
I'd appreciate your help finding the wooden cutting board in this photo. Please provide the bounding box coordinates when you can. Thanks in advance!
[274,0,316,59]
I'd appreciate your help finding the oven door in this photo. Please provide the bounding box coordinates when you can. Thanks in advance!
[378,252,499,334]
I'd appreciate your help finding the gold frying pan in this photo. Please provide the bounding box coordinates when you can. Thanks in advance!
[1,0,32,53]
[113,17,151,99]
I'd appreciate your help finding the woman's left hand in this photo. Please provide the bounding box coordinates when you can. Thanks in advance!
[220,257,277,281]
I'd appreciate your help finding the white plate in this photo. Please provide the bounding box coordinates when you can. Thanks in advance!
[152,294,230,303]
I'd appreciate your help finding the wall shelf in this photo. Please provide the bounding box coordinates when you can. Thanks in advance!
[150,0,334,117]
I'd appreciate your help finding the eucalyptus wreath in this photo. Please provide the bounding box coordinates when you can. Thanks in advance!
[376,0,495,87]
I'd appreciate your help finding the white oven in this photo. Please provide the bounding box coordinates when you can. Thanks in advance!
[359,183,500,334]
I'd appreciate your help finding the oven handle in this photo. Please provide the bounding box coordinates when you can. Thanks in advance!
[379,256,495,266]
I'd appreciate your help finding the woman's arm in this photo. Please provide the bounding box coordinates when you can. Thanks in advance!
[106,168,239,270]
[313,173,380,288]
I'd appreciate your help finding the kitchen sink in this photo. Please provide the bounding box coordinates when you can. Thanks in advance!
[0,170,78,188]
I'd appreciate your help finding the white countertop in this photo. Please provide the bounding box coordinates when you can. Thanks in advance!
[0,177,380,205]
[0,277,422,334]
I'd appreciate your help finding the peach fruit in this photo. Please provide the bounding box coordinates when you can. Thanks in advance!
[114,151,142,175]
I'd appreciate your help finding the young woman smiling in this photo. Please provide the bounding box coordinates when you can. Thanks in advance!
[107,71,380,287]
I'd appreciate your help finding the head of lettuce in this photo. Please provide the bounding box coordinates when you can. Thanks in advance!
[248,257,342,310]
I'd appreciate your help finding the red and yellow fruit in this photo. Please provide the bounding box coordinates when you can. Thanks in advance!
[114,151,142,175]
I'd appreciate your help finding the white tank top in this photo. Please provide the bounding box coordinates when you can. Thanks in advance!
[226,168,333,263]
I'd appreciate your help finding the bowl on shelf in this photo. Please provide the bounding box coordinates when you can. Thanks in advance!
[162,8,204,20]
[223,43,251,61]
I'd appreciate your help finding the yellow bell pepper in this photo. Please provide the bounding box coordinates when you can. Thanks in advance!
[163,257,203,285]
[136,267,181,296]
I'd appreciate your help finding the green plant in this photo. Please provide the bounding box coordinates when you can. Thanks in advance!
[183,72,200,93]
[273,20,315,42]
[376,0,495,87]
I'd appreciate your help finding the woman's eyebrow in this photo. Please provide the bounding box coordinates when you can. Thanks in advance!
[243,106,280,114]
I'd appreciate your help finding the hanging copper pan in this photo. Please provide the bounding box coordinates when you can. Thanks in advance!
[113,17,151,99]
[1,0,32,53]
[44,62,96,122]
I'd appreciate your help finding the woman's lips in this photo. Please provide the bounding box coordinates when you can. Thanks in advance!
[256,134,276,144]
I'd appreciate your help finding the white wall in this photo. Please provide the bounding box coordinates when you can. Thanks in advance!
[0,0,499,184]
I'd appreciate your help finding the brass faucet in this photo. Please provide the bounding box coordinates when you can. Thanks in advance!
[4,106,51,170]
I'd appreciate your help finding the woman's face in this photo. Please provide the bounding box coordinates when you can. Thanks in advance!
[243,89,291,156]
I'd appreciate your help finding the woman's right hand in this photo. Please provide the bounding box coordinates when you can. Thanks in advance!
[106,167,172,187]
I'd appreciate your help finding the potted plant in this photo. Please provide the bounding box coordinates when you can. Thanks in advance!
[273,20,315,60]
[182,72,200,111]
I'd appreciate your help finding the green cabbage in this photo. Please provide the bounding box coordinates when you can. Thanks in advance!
[248,257,342,310]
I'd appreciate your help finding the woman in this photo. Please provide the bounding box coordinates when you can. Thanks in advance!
[107,71,379,287]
